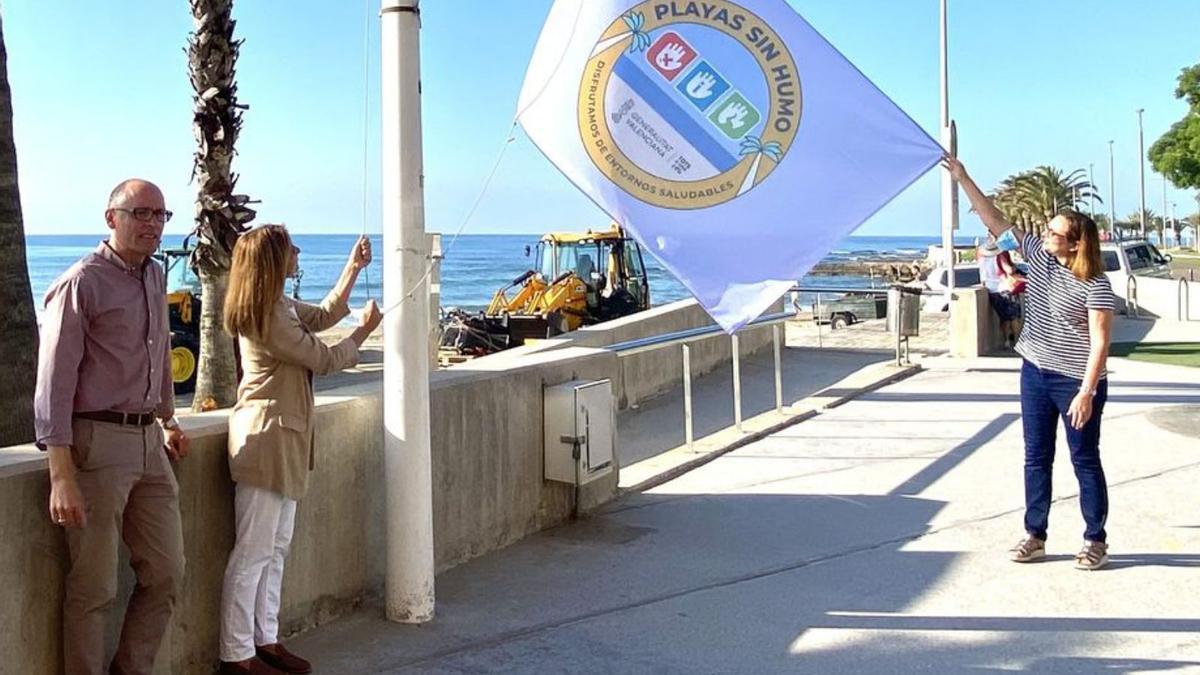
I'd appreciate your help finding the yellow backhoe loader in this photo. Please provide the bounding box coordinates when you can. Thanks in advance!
[440,225,651,357]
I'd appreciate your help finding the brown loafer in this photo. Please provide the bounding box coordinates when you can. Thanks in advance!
[219,657,285,674]
[256,643,312,674]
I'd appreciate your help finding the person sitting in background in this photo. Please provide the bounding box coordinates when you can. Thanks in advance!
[997,251,1027,347]
[978,235,1025,349]
[218,226,381,675]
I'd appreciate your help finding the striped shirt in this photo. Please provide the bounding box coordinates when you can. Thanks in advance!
[1014,232,1115,380]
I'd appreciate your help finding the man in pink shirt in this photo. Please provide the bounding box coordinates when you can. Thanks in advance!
[35,179,192,675]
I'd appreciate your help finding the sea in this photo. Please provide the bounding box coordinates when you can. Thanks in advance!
[24,233,981,319]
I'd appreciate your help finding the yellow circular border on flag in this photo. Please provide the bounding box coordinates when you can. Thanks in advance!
[577,0,802,210]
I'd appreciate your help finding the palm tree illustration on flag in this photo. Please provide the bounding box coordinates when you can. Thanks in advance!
[590,12,652,58]
[737,136,784,195]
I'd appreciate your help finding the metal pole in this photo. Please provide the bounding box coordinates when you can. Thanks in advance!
[939,0,955,316]
[682,344,694,451]
[731,334,742,432]
[1088,163,1095,217]
[892,288,903,366]
[772,324,783,413]
[1163,174,1169,246]
[1108,141,1116,237]
[1171,201,1177,246]
[381,0,435,624]
[1138,108,1147,239]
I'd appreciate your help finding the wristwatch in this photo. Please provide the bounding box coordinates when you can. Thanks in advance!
[161,416,181,431]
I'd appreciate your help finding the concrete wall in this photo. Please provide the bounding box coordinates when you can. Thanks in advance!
[3,296,780,673]
[460,298,783,409]
[0,396,385,674]
[950,288,1004,358]
[0,298,776,672]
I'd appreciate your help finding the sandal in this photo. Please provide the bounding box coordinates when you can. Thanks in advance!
[1075,540,1109,570]
[1009,535,1045,562]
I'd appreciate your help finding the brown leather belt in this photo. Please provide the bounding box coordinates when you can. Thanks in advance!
[74,410,157,426]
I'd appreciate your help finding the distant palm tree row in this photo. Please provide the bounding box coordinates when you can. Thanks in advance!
[988,166,1102,231]
[985,165,1195,239]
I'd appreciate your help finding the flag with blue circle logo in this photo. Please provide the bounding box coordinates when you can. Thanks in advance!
[517,0,943,332]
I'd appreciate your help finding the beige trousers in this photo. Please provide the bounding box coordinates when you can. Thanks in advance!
[62,418,185,675]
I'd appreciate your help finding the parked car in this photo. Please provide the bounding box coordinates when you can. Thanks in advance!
[1100,238,1172,287]
[811,293,887,329]
[920,264,982,312]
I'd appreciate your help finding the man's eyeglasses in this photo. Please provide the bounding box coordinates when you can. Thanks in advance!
[111,207,173,223]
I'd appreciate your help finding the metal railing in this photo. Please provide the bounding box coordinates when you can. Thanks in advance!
[1179,278,1191,322]
[609,285,924,452]
[609,311,792,451]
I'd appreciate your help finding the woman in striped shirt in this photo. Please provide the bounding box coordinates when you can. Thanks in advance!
[945,156,1115,571]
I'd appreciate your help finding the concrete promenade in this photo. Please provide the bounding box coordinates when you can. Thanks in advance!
[293,352,1200,673]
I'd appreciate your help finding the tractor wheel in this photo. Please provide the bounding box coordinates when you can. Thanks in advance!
[171,337,199,395]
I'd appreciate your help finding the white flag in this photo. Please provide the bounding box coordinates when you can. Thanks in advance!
[518,0,943,332]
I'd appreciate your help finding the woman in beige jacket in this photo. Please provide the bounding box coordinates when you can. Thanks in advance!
[218,225,381,674]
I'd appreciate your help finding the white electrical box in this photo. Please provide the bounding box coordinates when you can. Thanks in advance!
[543,379,615,485]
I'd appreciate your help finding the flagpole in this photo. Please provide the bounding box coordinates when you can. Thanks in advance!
[1138,108,1147,239]
[381,0,435,624]
[939,0,955,315]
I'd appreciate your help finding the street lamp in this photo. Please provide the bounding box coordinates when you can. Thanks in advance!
[1162,173,1169,246]
[1137,108,1147,239]
[1108,140,1116,238]
[1088,163,1095,217]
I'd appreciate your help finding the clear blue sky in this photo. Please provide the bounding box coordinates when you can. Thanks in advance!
[6,1,1199,237]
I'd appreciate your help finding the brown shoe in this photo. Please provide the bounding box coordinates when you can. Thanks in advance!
[257,643,313,674]
[219,657,285,675]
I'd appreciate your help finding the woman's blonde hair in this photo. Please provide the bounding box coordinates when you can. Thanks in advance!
[1057,210,1104,281]
[224,224,293,340]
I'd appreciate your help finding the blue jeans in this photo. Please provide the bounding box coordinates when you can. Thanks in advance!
[1020,360,1109,543]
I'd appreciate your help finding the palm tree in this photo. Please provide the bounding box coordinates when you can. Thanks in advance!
[187,0,256,410]
[990,166,1102,232]
[1120,209,1161,239]
[0,16,37,444]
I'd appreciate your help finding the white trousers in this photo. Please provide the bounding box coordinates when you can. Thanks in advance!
[219,483,297,662]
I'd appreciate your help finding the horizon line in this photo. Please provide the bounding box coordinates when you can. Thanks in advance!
[23,230,983,238]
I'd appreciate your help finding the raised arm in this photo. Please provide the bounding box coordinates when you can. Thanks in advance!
[942,156,1022,240]
[294,235,372,333]
[264,299,382,376]
[329,235,371,312]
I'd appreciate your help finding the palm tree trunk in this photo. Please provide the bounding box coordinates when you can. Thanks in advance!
[188,0,255,410]
[0,16,37,444]
[193,268,237,409]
